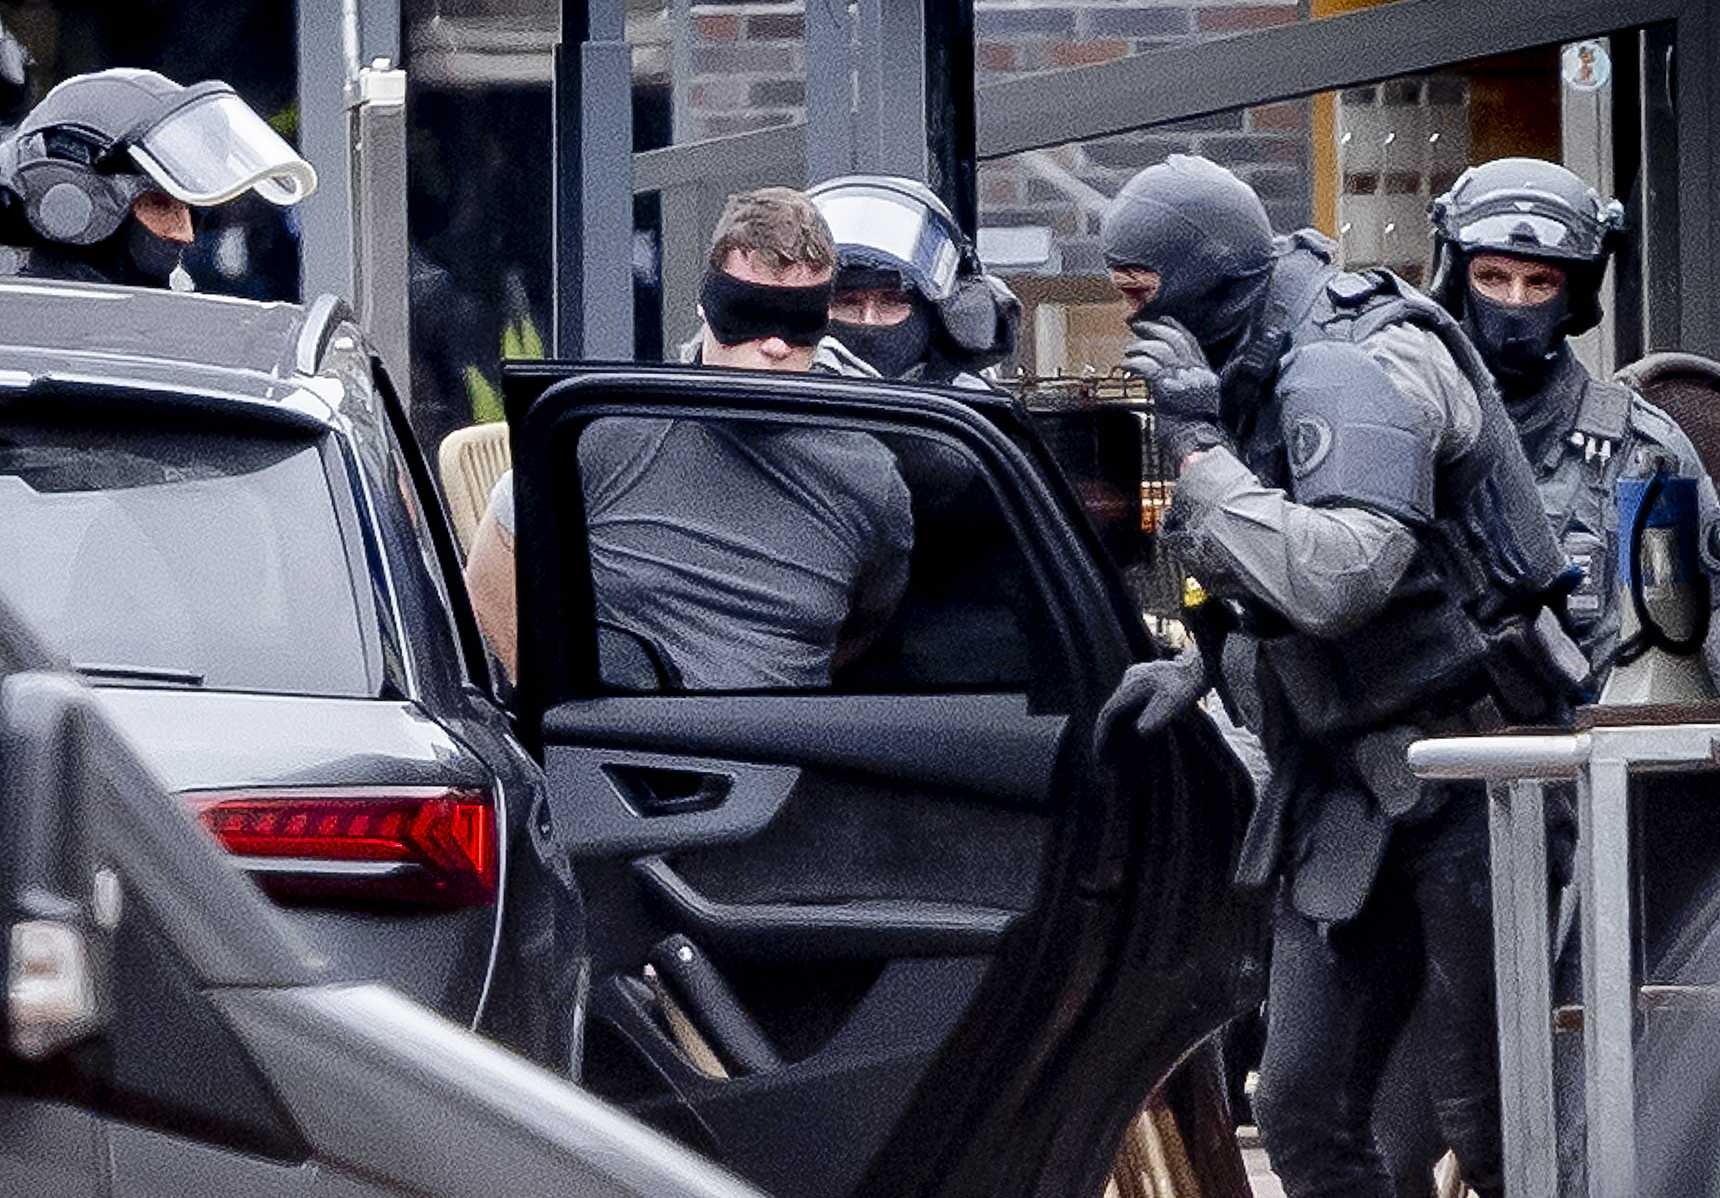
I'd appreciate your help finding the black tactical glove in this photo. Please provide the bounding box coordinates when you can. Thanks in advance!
[1092,646,1209,760]
[1122,317,1235,466]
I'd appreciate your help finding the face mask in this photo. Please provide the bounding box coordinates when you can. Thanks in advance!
[830,303,932,379]
[701,267,831,347]
[1464,283,1568,385]
[126,216,185,284]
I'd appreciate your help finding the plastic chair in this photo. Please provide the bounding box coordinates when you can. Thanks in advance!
[437,422,511,555]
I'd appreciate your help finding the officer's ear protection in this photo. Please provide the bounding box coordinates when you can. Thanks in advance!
[0,131,142,247]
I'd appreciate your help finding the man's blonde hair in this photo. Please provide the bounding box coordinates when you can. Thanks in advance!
[707,187,837,274]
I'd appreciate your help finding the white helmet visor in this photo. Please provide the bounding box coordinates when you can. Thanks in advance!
[818,190,961,301]
[127,89,316,207]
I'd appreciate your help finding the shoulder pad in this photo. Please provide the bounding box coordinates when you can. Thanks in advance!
[1575,376,1632,442]
[1277,339,1437,526]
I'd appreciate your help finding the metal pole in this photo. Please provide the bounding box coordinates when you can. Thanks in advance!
[553,0,635,360]
[1579,754,1637,1197]
[923,0,977,236]
[805,0,854,184]
[298,0,356,302]
[869,0,929,181]
[1488,779,1558,1198]
[349,63,411,403]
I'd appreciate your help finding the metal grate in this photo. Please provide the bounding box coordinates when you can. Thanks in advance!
[1001,369,1183,621]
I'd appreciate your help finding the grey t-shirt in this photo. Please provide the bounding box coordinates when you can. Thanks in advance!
[488,418,912,689]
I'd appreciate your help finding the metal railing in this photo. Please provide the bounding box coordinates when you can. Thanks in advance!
[1408,719,1720,1198]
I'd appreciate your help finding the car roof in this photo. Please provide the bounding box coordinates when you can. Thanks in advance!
[0,278,355,425]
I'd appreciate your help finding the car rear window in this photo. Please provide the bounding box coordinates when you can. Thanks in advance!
[0,420,375,696]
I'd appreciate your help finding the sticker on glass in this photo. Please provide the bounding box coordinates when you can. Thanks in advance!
[1562,40,1611,93]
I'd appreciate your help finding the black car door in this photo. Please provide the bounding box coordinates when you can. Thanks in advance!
[504,364,1265,1198]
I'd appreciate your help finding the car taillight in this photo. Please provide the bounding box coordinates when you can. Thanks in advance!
[182,786,497,908]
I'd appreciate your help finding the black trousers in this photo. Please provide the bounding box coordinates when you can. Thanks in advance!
[1253,788,1503,1198]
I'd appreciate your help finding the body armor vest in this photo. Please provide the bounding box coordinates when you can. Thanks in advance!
[1229,233,1579,738]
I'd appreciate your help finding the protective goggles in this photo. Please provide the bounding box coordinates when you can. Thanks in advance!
[816,186,962,301]
[126,83,316,207]
[1447,193,1623,262]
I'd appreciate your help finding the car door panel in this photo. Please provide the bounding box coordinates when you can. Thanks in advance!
[507,366,1267,1198]
[601,955,989,1198]
[543,694,1067,809]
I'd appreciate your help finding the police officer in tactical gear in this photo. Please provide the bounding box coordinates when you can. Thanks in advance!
[0,68,315,288]
[1430,157,1720,679]
[808,175,1019,388]
[1094,155,1588,1198]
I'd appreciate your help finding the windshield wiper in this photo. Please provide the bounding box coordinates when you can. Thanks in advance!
[73,662,206,688]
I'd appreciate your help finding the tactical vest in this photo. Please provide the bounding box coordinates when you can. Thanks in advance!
[1228,232,1578,738]
[1529,366,1671,672]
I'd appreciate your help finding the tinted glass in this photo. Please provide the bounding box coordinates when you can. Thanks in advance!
[572,416,1065,705]
[0,422,374,696]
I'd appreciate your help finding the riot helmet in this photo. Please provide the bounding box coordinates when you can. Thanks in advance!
[1100,155,1275,363]
[0,69,315,285]
[810,174,1018,380]
[1429,158,1624,383]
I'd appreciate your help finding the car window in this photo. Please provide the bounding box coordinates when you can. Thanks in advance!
[571,415,1071,708]
[0,420,375,697]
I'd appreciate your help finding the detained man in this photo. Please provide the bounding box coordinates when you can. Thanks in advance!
[465,187,911,690]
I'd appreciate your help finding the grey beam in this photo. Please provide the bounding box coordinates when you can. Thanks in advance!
[1579,755,1637,1198]
[297,0,359,302]
[553,0,635,360]
[976,0,1686,158]
[877,0,926,177]
[1488,780,1558,1198]
[805,0,854,185]
[634,125,805,194]
[1675,0,1720,355]
[359,0,400,63]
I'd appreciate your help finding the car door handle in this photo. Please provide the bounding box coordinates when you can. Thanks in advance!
[604,763,734,816]
[633,857,1017,961]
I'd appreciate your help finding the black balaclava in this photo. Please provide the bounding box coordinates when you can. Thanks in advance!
[830,297,932,379]
[124,213,185,283]
[1100,155,1275,366]
[1462,267,1571,390]
[8,212,180,286]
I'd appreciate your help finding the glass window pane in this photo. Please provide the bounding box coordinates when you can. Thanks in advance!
[0,422,374,697]
[984,31,1668,380]
[976,0,1409,86]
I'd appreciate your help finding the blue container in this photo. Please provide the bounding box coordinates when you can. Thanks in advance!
[1616,473,1702,588]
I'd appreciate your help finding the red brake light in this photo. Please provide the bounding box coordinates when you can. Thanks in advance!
[183,786,497,908]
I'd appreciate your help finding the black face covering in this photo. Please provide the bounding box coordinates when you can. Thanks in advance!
[125,216,184,284]
[1463,282,1569,387]
[700,267,831,347]
[830,302,932,379]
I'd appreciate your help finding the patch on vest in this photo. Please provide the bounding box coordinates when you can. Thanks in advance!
[1289,416,1334,478]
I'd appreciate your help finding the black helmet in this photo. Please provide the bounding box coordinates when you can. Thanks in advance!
[1429,157,1624,336]
[1099,155,1274,357]
[0,68,314,250]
